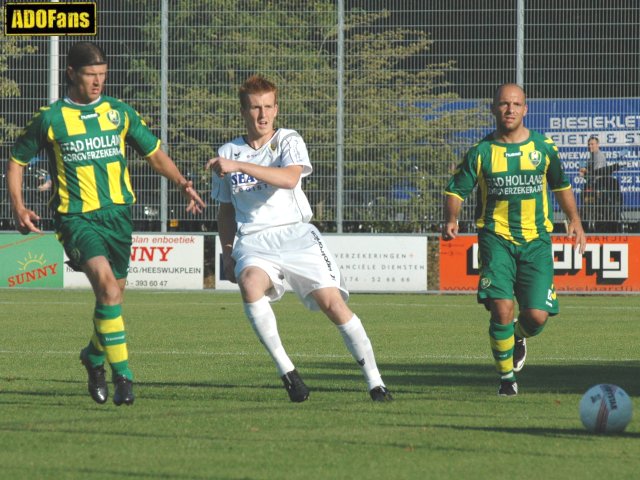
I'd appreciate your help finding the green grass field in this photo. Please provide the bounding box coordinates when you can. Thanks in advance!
[1,290,638,480]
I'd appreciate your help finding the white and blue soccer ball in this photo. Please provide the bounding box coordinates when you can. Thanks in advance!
[579,384,633,434]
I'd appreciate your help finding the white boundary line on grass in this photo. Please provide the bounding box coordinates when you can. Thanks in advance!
[0,349,635,363]
[0,300,638,311]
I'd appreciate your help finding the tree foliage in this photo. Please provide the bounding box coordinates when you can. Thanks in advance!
[0,10,37,148]
[117,1,491,231]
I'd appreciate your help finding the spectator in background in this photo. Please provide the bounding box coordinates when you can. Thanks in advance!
[37,175,52,192]
[579,136,623,232]
[579,136,607,176]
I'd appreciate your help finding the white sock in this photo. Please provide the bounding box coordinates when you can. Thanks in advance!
[244,297,295,377]
[337,314,384,391]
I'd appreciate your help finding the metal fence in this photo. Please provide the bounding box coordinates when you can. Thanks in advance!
[2,0,639,234]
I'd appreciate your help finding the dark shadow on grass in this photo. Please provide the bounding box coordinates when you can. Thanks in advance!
[47,377,286,391]
[52,468,224,480]
[47,378,262,389]
[6,359,639,401]
[0,389,87,399]
[300,359,640,396]
[5,376,368,403]
[424,423,640,439]
[45,373,371,395]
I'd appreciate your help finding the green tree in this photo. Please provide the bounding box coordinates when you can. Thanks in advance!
[0,17,37,148]
[119,1,490,231]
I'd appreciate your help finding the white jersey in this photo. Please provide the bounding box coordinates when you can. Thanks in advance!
[211,128,314,236]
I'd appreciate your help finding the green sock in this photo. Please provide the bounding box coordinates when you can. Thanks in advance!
[489,321,515,379]
[94,303,133,381]
[84,336,106,367]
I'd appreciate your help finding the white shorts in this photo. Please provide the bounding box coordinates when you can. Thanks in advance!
[232,223,349,310]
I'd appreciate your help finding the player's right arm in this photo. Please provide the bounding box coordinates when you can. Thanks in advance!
[441,146,480,240]
[7,109,48,235]
[217,202,237,283]
[7,160,42,235]
[206,132,309,189]
[208,144,238,281]
[442,194,462,240]
[207,156,303,189]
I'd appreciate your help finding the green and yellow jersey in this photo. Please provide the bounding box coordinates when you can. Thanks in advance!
[445,130,571,244]
[10,95,160,215]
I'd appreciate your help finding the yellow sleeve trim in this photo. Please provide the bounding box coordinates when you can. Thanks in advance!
[551,185,572,193]
[145,139,162,158]
[444,191,465,201]
[10,156,30,166]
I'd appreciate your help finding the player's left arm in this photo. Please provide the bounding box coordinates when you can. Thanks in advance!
[122,104,205,212]
[146,149,206,213]
[217,201,238,283]
[7,160,42,235]
[554,188,586,254]
[545,138,586,253]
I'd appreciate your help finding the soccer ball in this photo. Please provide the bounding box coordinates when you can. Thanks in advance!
[579,384,633,434]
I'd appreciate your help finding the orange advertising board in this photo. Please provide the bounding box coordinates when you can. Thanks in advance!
[440,235,640,292]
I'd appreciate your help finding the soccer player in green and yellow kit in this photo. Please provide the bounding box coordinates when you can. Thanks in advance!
[442,83,586,396]
[7,42,206,406]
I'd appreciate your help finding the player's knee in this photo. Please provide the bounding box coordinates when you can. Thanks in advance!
[314,292,351,324]
[522,309,548,327]
[488,299,515,323]
[238,268,271,301]
[98,282,122,305]
[321,301,344,320]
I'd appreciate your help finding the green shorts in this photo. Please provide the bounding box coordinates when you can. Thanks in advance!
[54,205,133,279]
[477,230,558,315]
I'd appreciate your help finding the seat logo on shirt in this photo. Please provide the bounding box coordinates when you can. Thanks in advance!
[107,110,121,127]
[230,173,269,193]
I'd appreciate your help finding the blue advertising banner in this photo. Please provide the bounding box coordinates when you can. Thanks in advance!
[428,98,640,215]
[526,99,640,212]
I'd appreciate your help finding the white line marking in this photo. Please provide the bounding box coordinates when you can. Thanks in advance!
[0,349,634,363]
[0,300,637,311]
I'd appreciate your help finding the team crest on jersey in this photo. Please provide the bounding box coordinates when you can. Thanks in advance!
[69,248,82,264]
[106,110,121,127]
[480,277,492,289]
[528,150,542,167]
[270,141,277,151]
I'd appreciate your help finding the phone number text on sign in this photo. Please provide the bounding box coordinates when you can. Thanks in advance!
[63,234,204,290]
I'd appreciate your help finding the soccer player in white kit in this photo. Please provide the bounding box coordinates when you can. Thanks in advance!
[207,75,393,402]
